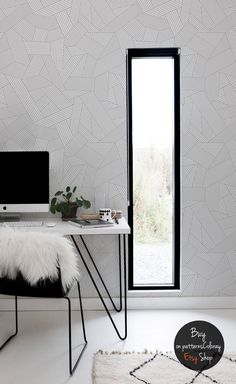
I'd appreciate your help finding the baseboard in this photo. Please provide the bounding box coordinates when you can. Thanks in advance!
[0,296,235,311]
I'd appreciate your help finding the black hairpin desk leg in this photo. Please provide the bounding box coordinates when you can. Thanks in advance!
[79,235,123,312]
[71,234,127,340]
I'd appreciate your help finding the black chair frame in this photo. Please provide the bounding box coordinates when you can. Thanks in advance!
[0,275,87,376]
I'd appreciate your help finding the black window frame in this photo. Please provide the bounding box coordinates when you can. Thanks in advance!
[127,47,181,291]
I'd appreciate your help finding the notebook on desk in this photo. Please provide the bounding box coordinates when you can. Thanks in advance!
[68,218,114,228]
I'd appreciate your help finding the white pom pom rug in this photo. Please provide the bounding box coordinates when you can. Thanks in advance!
[93,350,236,384]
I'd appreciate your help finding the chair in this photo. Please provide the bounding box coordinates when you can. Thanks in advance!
[0,229,87,375]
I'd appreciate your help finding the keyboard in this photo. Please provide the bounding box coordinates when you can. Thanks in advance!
[1,221,44,227]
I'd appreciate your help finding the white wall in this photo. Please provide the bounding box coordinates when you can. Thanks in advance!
[0,0,236,298]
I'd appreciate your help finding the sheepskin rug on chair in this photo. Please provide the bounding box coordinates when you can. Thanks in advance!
[0,229,79,291]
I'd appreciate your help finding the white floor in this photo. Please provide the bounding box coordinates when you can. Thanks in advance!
[0,308,235,384]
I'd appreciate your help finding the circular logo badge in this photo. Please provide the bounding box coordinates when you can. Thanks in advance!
[174,320,224,371]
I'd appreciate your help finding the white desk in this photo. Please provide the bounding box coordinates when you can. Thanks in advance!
[0,217,130,340]
[0,217,130,236]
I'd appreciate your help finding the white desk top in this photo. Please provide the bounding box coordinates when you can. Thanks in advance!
[0,217,131,236]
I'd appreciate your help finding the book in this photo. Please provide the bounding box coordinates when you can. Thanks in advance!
[68,218,114,228]
[80,210,122,221]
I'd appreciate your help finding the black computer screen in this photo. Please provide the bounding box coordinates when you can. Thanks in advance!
[0,151,49,204]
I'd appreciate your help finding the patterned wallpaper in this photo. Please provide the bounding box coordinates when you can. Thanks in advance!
[0,0,236,298]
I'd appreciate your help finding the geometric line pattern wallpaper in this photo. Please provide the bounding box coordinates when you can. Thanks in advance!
[0,0,236,297]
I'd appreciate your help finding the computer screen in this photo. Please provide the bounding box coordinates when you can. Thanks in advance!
[0,151,49,213]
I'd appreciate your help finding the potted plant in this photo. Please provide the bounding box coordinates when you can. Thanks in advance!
[50,186,91,220]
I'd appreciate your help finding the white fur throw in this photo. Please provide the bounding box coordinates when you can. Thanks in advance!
[0,229,79,292]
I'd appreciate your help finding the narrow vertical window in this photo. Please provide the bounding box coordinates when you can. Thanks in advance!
[127,48,180,290]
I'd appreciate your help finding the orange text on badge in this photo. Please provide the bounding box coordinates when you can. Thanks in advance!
[183,353,198,365]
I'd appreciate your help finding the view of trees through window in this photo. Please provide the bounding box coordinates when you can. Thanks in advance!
[134,146,172,243]
[133,146,173,286]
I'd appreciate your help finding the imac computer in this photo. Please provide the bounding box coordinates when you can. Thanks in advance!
[0,151,49,219]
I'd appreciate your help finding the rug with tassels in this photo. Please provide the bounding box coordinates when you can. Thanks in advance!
[92,350,236,384]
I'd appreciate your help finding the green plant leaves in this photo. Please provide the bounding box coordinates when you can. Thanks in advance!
[50,205,56,214]
[76,198,83,207]
[60,202,70,214]
[56,204,61,212]
[83,199,91,209]
[80,195,91,209]
[50,186,91,215]
[66,192,72,200]
[51,197,57,205]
